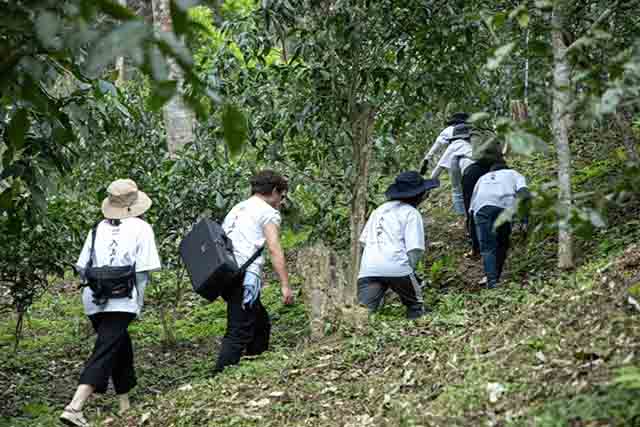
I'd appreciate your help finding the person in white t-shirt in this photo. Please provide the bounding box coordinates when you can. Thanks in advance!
[429,123,474,216]
[214,170,294,373]
[358,171,439,319]
[420,112,469,215]
[60,179,161,427]
[470,163,531,289]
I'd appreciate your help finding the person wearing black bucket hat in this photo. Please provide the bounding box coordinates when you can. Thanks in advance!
[357,172,439,319]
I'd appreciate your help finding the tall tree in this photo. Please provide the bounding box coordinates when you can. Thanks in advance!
[152,0,196,155]
[551,0,574,269]
[115,0,128,87]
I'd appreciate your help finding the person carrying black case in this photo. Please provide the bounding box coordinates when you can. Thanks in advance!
[213,170,294,374]
[180,219,264,302]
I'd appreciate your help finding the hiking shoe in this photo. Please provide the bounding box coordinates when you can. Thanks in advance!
[60,407,90,427]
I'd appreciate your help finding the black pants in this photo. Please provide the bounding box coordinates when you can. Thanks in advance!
[358,275,424,319]
[79,312,136,394]
[462,161,492,255]
[215,283,271,372]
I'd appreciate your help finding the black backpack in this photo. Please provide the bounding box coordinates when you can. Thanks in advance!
[471,128,504,164]
[82,221,137,306]
[179,218,264,302]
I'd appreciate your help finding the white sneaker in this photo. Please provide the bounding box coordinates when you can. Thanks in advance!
[60,407,90,427]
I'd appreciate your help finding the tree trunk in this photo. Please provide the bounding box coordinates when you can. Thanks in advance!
[552,2,574,270]
[297,243,346,340]
[151,0,195,156]
[348,103,375,305]
[115,0,128,87]
[616,108,640,163]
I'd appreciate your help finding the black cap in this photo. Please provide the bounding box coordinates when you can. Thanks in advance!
[446,112,470,125]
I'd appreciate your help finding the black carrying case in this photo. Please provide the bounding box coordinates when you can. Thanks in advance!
[179,218,263,302]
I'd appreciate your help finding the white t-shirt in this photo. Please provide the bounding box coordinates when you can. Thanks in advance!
[358,201,425,278]
[470,169,528,214]
[423,125,455,161]
[222,196,281,277]
[76,217,162,316]
[433,139,473,174]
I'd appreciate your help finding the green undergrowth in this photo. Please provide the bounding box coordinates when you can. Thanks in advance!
[2,130,638,426]
[94,247,639,427]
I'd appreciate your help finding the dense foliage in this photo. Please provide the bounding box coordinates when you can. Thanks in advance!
[1,0,639,336]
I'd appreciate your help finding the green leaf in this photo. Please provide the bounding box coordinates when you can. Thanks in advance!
[170,0,190,36]
[93,0,138,20]
[516,12,529,29]
[35,10,61,49]
[599,88,622,115]
[86,21,149,76]
[0,189,13,212]
[149,81,178,110]
[215,192,225,209]
[486,42,516,70]
[222,104,248,157]
[492,12,507,29]
[505,130,548,155]
[8,109,30,150]
[97,79,117,96]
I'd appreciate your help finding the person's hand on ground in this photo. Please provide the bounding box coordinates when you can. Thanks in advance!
[281,285,294,305]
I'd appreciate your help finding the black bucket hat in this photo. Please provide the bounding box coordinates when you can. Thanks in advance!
[385,171,440,200]
[446,112,470,125]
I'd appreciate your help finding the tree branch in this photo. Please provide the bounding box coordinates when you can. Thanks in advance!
[567,0,621,52]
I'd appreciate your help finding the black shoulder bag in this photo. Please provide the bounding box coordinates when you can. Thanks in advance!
[83,222,137,305]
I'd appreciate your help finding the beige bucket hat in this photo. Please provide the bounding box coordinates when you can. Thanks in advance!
[101,179,152,219]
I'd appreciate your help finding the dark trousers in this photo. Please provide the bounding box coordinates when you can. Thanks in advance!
[462,162,492,255]
[475,206,512,288]
[358,274,424,319]
[215,283,271,372]
[79,312,136,394]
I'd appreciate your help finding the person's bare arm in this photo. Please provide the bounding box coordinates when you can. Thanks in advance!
[263,222,294,304]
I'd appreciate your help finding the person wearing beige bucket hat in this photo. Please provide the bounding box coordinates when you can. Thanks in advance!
[101,178,152,219]
[60,179,161,427]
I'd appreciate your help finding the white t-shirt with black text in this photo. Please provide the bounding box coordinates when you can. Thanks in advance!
[222,196,281,277]
[470,169,528,214]
[358,201,425,278]
[76,217,162,316]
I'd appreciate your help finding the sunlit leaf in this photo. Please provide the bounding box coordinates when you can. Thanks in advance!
[469,112,491,123]
[599,88,623,115]
[506,131,548,155]
[97,79,117,96]
[222,103,248,157]
[486,42,515,71]
[93,0,138,20]
[517,12,529,29]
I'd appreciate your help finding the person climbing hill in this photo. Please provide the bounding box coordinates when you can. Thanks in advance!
[470,162,531,289]
[420,112,470,215]
[357,171,439,319]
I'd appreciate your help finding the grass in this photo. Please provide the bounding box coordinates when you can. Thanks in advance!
[1,128,639,426]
